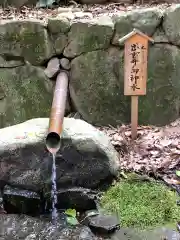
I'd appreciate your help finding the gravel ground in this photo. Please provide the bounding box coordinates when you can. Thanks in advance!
[0,2,171,21]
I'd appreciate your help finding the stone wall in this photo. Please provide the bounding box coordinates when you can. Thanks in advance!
[1,5,180,128]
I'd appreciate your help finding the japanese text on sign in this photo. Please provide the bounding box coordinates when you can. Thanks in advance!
[130,43,146,92]
[124,34,148,96]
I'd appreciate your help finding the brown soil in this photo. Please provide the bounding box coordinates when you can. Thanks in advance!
[98,119,180,184]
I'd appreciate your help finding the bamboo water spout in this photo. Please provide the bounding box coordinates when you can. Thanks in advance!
[45,70,69,154]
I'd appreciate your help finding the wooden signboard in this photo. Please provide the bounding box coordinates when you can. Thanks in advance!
[119,29,154,139]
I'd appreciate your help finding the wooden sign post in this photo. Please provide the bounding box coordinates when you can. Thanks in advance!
[119,29,154,140]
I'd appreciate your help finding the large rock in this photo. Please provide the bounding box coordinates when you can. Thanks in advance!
[70,47,129,126]
[70,45,180,126]
[163,5,180,46]
[0,20,54,65]
[139,44,180,125]
[0,64,53,128]
[0,118,120,192]
[64,17,114,58]
[112,7,162,45]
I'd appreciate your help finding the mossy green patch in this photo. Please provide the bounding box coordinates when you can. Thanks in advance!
[101,176,180,229]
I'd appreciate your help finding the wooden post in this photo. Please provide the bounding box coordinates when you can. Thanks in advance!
[119,29,154,140]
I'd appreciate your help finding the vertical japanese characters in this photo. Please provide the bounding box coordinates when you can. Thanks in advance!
[130,43,146,92]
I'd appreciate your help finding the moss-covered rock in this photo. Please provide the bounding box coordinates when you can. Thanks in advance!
[64,16,114,58]
[163,5,180,46]
[139,44,180,125]
[70,47,130,126]
[0,20,54,65]
[70,44,180,126]
[47,17,70,34]
[0,64,53,127]
[112,8,162,45]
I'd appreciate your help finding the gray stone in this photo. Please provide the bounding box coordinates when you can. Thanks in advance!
[45,187,98,212]
[60,58,71,70]
[0,65,53,128]
[140,44,180,126]
[86,212,120,234]
[70,47,129,126]
[0,118,120,191]
[48,17,70,34]
[112,8,162,45]
[163,5,180,46]
[0,214,99,239]
[70,44,180,126]
[3,185,41,215]
[64,17,114,58]
[0,20,54,65]
[44,57,60,78]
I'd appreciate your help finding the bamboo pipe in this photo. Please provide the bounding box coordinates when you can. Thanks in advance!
[45,70,69,154]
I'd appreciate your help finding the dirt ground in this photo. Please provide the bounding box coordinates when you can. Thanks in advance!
[0,3,171,21]
[98,119,180,186]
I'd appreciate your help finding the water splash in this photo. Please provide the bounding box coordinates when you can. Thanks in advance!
[51,153,58,225]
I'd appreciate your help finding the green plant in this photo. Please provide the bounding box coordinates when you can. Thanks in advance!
[101,180,180,229]
[65,209,79,226]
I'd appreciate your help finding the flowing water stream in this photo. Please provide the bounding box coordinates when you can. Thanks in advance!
[51,153,58,225]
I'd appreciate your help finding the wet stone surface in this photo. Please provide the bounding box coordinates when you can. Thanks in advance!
[45,187,98,213]
[3,185,42,216]
[0,185,180,239]
[0,214,100,240]
[86,212,120,234]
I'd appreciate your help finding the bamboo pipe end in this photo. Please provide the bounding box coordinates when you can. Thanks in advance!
[45,132,61,154]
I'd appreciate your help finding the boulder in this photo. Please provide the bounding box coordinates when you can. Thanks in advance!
[70,44,180,126]
[139,44,180,125]
[64,16,114,58]
[0,20,54,65]
[0,118,120,192]
[163,5,180,46]
[70,47,129,126]
[0,65,53,128]
[112,7,162,45]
